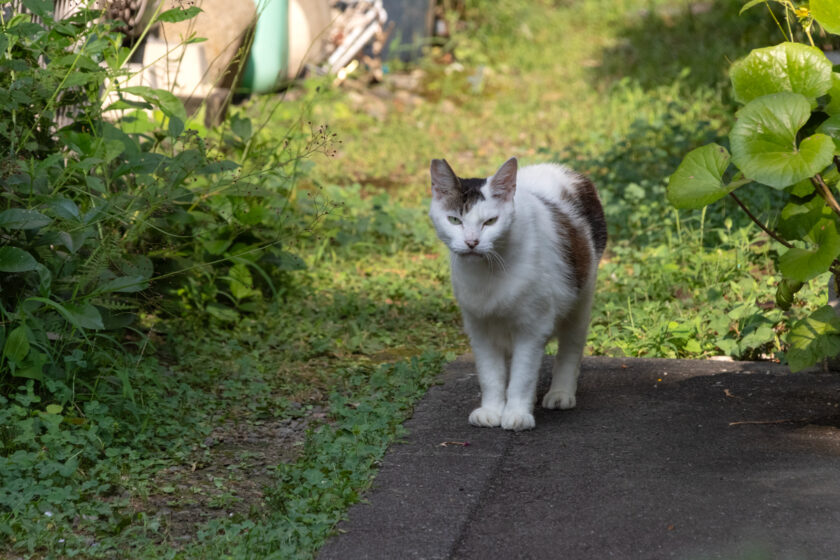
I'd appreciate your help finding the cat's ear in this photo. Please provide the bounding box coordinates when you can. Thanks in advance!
[430,159,459,200]
[490,157,517,201]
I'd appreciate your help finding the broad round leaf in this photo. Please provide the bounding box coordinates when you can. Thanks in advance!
[0,247,39,272]
[667,143,733,209]
[827,73,840,116]
[778,218,840,282]
[730,92,835,189]
[811,0,840,35]
[730,42,833,105]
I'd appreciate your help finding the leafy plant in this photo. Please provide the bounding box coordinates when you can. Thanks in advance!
[0,2,327,553]
[0,1,328,392]
[667,0,840,370]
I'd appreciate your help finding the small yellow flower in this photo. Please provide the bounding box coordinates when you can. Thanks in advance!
[794,6,810,18]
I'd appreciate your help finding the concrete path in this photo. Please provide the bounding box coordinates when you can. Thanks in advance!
[318,356,840,560]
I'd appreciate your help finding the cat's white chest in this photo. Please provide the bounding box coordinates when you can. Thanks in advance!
[451,258,544,318]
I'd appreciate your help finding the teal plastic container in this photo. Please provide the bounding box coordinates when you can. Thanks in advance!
[241,0,289,94]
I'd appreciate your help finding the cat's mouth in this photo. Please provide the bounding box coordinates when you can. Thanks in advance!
[455,249,484,258]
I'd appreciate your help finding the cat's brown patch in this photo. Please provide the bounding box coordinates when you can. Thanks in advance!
[561,175,607,256]
[534,194,591,289]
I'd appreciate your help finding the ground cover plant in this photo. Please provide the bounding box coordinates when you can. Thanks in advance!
[0,0,825,558]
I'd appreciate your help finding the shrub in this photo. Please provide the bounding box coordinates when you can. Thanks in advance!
[0,1,332,400]
[0,1,337,551]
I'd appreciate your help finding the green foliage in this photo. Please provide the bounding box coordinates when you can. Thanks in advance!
[728,42,833,104]
[0,366,204,554]
[0,3,327,555]
[730,92,834,189]
[0,3,323,393]
[667,1,840,370]
[810,0,840,34]
[786,304,840,370]
[666,143,738,209]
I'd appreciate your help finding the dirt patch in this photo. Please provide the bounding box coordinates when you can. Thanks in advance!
[132,405,328,546]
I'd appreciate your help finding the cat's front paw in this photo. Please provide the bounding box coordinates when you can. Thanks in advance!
[500,408,535,431]
[469,406,503,428]
[542,390,576,410]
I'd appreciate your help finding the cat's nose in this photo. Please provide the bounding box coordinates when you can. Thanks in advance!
[465,239,479,249]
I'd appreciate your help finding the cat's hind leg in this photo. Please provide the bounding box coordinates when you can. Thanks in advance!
[542,284,595,410]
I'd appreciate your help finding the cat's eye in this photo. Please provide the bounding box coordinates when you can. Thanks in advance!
[483,217,498,227]
[448,216,462,225]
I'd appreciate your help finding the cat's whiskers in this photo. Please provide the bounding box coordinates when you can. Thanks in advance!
[483,249,507,273]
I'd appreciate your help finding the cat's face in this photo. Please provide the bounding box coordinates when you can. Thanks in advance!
[428,157,517,258]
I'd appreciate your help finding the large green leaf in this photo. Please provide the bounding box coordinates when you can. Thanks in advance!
[730,42,833,105]
[2,326,30,364]
[786,305,840,372]
[0,247,39,272]
[26,297,105,330]
[48,198,81,221]
[827,74,840,116]
[811,0,840,35]
[730,92,835,189]
[21,0,51,18]
[63,303,105,330]
[667,144,738,209]
[778,218,840,282]
[0,209,52,230]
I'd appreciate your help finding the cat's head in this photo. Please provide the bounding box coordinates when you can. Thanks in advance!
[428,157,517,258]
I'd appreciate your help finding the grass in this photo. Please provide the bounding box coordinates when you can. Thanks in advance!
[3,0,833,558]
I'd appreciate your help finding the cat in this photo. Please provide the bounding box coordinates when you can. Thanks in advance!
[429,157,607,430]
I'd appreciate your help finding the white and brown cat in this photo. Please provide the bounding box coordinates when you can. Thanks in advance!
[429,157,607,430]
